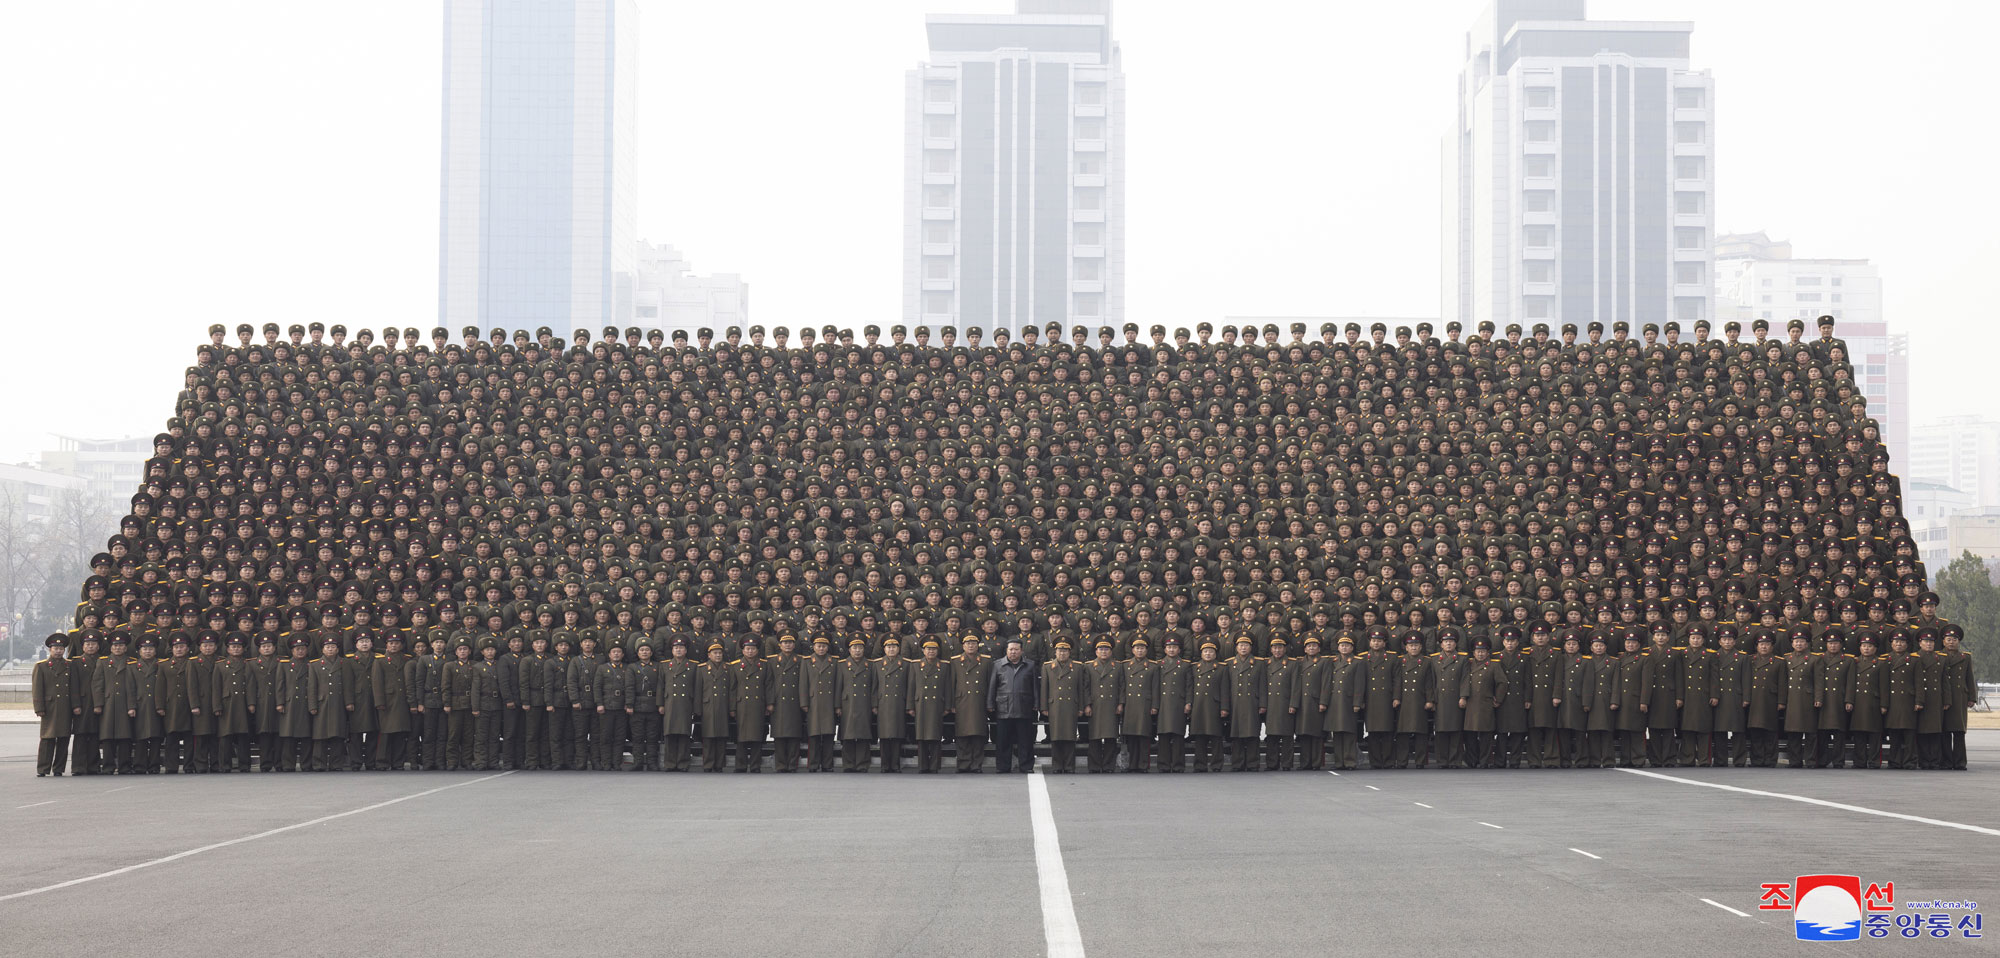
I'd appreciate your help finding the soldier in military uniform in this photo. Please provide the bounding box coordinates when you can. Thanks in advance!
[92,633,138,774]
[1710,629,1750,767]
[663,638,699,771]
[1913,630,1946,769]
[310,637,353,772]
[1041,641,1085,774]
[1428,633,1467,769]
[696,642,734,772]
[1813,631,1855,768]
[1881,633,1919,769]
[516,634,551,770]
[909,639,951,773]
[1644,627,1682,768]
[1746,634,1786,767]
[1493,629,1530,767]
[1393,635,1433,768]
[1357,630,1399,768]
[950,635,991,773]
[1259,636,1301,771]
[1676,628,1717,767]
[1847,635,1885,768]
[1118,637,1160,772]
[1459,638,1505,768]
[1224,637,1265,771]
[213,633,255,772]
[594,644,633,770]
[1153,636,1191,772]
[33,635,79,776]
[275,637,314,771]
[767,635,806,772]
[872,637,909,772]
[545,637,574,770]
[1084,639,1124,772]
[835,638,874,772]
[568,634,602,770]
[1291,636,1327,771]
[1941,626,1974,770]
[802,636,840,772]
[1781,630,1820,768]
[74,632,103,774]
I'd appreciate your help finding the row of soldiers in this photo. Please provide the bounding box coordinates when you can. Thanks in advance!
[32,618,1974,776]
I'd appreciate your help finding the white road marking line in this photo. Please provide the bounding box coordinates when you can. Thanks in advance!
[1702,898,1750,917]
[15,801,55,809]
[1478,821,1503,829]
[1413,802,1432,808]
[104,785,136,793]
[1570,848,1601,860]
[0,771,515,904]
[1363,785,1380,791]
[1028,772,1086,958]
[1618,768,2000,837]
[1326,771,1339,776]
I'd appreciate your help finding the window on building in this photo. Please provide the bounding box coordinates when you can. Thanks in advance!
[1524,262,1553,284]
[1075,292,1103,317]
[1524,296,1553,319]
[1831,277,1843,286]
[1524,226,1553,248]
[1761,294,1772,304]
[1674,192,1706,215]
[923,292,952,315]
[637,305,658,318]
[1076,117,1105,140]
[1761,311,1772,320]
[1674,87,1706,109]
[1676,262,1704,285]
[1524,156,1554,178]
[1524,191,1553,213]
[926,81,954,103]
[1077,155,1104,176]
[1674,227,1704,250]
[1075,187,1103,211]
[1675,298,1704,322]
[1832,293,1842,303]
[1076,224,1103,246]
[924,258,952,280]
[1761,278,1773,287]
[925,116,954,139]
[1797,292,1822,302]
[925,151,953,174]
[1524,121,1554,143]
[1796,276,1821,286]
[1674,121,1705,145]
[1524,88,1555,109]
[924,223,952,245]
[1077,82,1105,106]
[1866,364,1886,376]
[925,186,954,209]
[1675,156,1706,180]
[1075,259,1102,281]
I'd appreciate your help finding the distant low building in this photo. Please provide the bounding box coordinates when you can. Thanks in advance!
[0,463,89,523]
[631,241,748,339]
[1911,415,2000,512]
[38,435,148,503]
[1908,480,1977,570]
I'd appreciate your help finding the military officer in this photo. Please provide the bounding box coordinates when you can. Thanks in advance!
[835,638,874,772]
[1224,637,1265,771]
[950,635,992,773]
[1084,639,1124,772]
[1041,641,1085,774]
[872,637,910,772]
[802,636,840,772]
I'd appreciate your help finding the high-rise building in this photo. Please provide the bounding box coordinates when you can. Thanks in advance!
[903,0,1123,339]
[1713,231,1905,466]
[1444,0,1713,335]
[438,0,639,335]
[1912,415,2000,512]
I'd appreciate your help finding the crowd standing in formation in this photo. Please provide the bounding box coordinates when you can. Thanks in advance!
[28,315,1977,776]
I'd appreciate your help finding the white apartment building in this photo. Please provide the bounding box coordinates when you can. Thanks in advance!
[903,0,1124,339]
[1445,0,1713,335]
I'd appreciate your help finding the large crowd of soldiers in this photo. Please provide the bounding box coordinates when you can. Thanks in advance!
[29,315,1977,776]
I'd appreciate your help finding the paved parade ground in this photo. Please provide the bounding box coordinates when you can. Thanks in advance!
[2,723,1995,958]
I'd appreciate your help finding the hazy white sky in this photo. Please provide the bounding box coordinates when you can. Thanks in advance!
[1,1,1995,465]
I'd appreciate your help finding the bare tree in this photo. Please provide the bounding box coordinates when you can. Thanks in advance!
[30,488,120,637]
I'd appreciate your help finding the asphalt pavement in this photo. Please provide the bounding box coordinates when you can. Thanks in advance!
[1,726,1994,958]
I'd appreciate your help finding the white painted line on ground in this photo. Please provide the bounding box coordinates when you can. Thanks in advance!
[0,770,515,904]
[1028,772,1086,958]
[1326,771,1339,776]
[1413,802,1432,808]
[1478,821,1503,829]
[1363,785,1380,791]
[103,785,136,793]
[1570,848,1601,860]
[1618,768,2000,837]
[1702,898,1750,917]
[15,801,55,809]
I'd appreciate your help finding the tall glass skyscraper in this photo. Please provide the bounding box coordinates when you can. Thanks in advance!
[439,0,638,334]
[903,0,1124,338]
